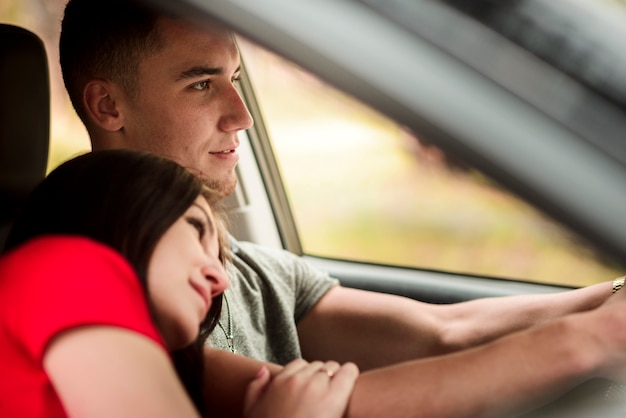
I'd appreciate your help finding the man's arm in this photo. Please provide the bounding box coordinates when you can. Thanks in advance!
[347,310,614,418]
[204,293,626,418]
[297,282,612,370]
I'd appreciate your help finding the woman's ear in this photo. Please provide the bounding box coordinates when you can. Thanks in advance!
[83,80,124,131]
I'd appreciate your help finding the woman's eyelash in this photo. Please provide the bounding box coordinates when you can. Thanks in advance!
[186,217,206,239]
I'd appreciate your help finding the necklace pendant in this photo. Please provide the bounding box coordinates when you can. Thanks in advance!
[226,336,235,353]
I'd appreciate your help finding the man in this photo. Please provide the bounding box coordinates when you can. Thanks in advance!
[59,0,626,416]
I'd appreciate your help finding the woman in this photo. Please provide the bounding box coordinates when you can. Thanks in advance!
[0,149,358,417]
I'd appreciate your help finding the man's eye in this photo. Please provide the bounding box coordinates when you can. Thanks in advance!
[187,217,206,239]
[191,80,209,90]
[232,75,241,84]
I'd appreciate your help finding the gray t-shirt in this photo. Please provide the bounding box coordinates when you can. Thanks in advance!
[207,239,338,365]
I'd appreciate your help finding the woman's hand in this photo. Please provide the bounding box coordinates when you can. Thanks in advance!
[243,359,359,418]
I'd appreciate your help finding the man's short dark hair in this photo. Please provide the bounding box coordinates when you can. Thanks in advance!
[59,0,165,123]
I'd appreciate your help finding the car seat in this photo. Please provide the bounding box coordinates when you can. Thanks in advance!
[0,24,50,252]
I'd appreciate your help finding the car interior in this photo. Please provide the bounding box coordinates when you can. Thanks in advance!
[0,23,50,252]
[2,0,626,414]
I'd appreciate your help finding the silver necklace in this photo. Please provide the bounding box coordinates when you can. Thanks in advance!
[217,292,235,353]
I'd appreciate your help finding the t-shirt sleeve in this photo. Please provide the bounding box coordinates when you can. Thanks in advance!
[234,241,339,321]
[1,236,165,364]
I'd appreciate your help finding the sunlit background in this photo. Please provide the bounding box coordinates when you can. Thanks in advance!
[2,0,622,286]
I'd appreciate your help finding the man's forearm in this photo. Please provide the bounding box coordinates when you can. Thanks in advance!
[436,281,612,353]
[348,314,602,418]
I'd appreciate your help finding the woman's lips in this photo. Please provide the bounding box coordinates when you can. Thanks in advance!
[190,281,211,314]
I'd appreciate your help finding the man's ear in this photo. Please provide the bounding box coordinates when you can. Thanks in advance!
[83,80,124,131]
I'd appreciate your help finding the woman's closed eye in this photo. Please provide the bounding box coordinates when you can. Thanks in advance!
[186,216,206,239]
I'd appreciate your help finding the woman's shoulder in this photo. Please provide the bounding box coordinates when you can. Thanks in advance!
[4,235,122,263]
[1,235,133,280]
[0,235,162,362]
[0,235,141,308]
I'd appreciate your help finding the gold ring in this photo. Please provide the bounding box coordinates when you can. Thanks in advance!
[319,368,335,378]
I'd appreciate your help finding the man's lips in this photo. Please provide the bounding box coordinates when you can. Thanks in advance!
[209,149,237,155]
[208,148,240,163]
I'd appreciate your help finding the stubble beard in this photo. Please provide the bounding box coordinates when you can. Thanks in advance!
[199,173,237,199]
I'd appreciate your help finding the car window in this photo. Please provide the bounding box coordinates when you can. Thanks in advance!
[238,38,622,288]
[2,0,621,288]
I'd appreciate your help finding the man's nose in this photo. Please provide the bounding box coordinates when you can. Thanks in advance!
[218,85,254,133]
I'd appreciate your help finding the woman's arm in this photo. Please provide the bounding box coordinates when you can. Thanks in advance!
[202,348,360,418]
[244,359,359,418]
[47,327,359,418]
[44,326,200,418]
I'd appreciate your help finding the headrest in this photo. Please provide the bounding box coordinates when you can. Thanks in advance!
[0,24,50,251]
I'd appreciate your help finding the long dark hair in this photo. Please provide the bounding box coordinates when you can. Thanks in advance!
[6,149,227,416]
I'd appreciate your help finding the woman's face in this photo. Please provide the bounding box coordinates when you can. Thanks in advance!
[147,196,228,349]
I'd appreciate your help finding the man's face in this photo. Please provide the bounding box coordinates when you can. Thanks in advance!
[117,18,253,196]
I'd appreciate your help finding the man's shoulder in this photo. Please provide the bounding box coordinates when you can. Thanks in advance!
[229,237,300,264]
[227,236,337,288]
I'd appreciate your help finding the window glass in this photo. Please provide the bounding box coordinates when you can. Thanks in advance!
[239,39,622,287]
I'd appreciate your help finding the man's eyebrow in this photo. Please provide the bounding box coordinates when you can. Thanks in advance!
[192,203,216,236]
[176,65,242,81]
[177,66,222,81]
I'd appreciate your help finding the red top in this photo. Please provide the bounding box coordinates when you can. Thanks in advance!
[0,236,166,417]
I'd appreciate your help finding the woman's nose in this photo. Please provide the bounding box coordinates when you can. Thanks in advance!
[203,265,229,297]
